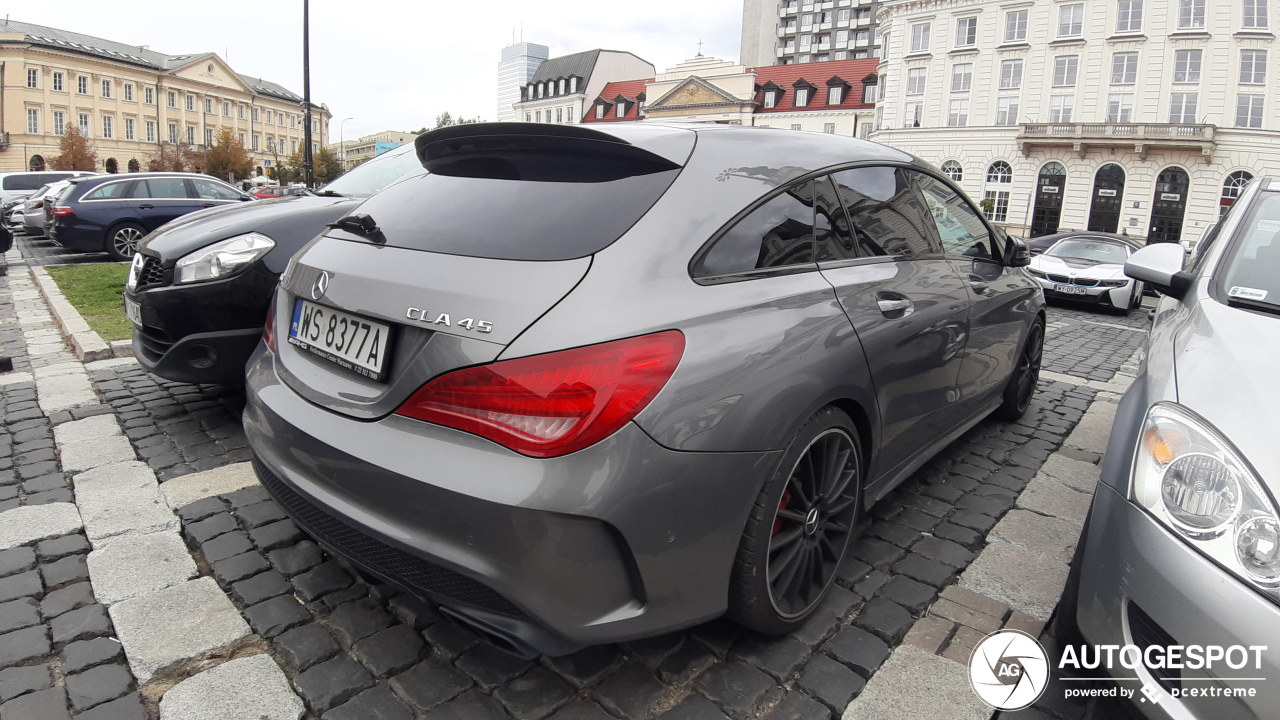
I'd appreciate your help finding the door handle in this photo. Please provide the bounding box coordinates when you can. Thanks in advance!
[138,203,155,209]
[876,298,914,317]
[201,203,216,207]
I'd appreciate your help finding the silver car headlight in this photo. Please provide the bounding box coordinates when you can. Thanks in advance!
[175,233,275,284]
[1132,402,1280,593]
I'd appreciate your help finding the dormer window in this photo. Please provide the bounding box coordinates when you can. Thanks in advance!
[616,102,626,118]
[828,86,842,104]
[796,87,810,106]
[558,79,566,94]
[571,77,579,93]
[596,103,606,119]
[764,90,778,108]
[538,83,545,98]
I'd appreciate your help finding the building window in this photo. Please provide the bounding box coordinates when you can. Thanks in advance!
[1059,4,1085,36]
[796,87,811,106]
[205,98,213,114]
[168,91,176,108]
[1223,171,1254,214]
[955,17,977,46]
[1000,59,1023,89]
[910,22,931,52]
[1244,0,1269,28]
[824,123,836,133]
[1112,52,1139,84]
[267,110,274,125]
[538,83,545,99]
[1053,56,1080,87]
[951,64,973,92]
[947,99,969,127]
[904,101,924,127]
[125,118,135,141]
[791,124,802,131]
[27,109,39,134]
[1005,10,1028,41]
[1049,95,1075,122]
[1169,92,1199,123]
[290,114,296,128]
[252,107,259,122]
[53,72,64,92]
[571,77,579,93]
[859,122,872,138]
[1174,49,1203,83]
[188,126,196,145]
[907,68,926,95]
[102,116,114,139]
[995,97,1020,126]
[79,113,90,136]
[1241,49,1268,83]
[168,123,178,143]
[829,85,843,104]
[987,162,1013,185]
[146,120,156,142]
[186,95,194,111]
[1107,93,1135,122]
[223,102,230,117]
[251,134,259,151]
[764,89,778,108]
[53,111,65,136]
[983,191,1011,222]
[124,84,133,101]
[1116,0,1144,32]
[862,83,877,103]
[27,68,38,89]
[78,75,88,94]
[292,140,297,153]
[536,110,543,123]
[559,79,566,94]
[101,80,111,98]
[1236,94,1265,127]
[145,86,154,104]
[1179,0,1206,28]
[205,128,214,146]
[556,107,563,123]
[616,102,625,118]
[941,161,963,182]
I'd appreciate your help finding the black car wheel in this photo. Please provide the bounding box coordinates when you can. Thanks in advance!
[106,223,146,261]
[995,319,1044,421]
[729,407,861,634]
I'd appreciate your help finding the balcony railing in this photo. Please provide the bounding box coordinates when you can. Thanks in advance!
[1017,122,1216,159]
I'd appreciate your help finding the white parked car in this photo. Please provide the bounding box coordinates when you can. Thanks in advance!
[1027,233,1145,314]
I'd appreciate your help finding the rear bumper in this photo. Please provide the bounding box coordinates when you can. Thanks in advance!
[243,346,778,653]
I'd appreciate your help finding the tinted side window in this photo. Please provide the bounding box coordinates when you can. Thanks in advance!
[144,178,190,199]
[3,175,47,191]
[82,182,131,200]
[194,180,241,200]
[830,167,941,258]
[814,175,860,262]
[913,172,994,259]
[695,181,815,277]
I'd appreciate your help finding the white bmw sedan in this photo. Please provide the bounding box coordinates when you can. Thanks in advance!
[1028,235,1145,314]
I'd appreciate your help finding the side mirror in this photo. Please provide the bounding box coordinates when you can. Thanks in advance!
[1125,243,1193,299]
[1004,236,1031,267]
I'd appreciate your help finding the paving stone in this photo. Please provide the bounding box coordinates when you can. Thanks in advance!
[958,542,1070,622]
[423,689,510,720]
[948,510,998,533]
[230,569,290,607]
[60,436,136,474]
[34,535,89,563]
[835,555,871,585]
[22,474,65,494]
[157,654,304,720]
[50,602,112,647]
[274,624,340,673]
[247,519,303,552]
[543,644,620,688]
[822,625,890,678]
[658,694,729,720]
[310,585,368,613]
[0,502,83,551]
[65,663,132,712]
[243,594,311,639]
[211,551,270,586]
[852,596,913,643]
[268,541,325,577]
[590,663,665,719]
[69,691,146,720]
[325,598,392,647]
[292,561,353,602]
[86,532,198,606]
[624,632,685,669]
[956,493,1013,517]
[351,624,426,678]
[902,615,953,655]
[793,585,858,647]
[893,508,943,532]
[913,535,978,569]
[40,582,95,618]
[493,666,575,720]
[545,702,614,720]
[1017,474,1093,525]
[0,597,41,633]
[223,485,270,509]
[849,537,905,569]
[323,685,413,720]
[730,634,810,682]
[387,595,441,631]
[454,642,534,692]
[0,686,69,720]
[26,488,74,505]
[234,501,286,529]
[797,654,863,714]
[940,585,1011,622]
[175,497,225,524]
[694,661,776,720]
[931,598,1002,634]
[932,523,982,548]
[294,656,374,714]
[108,577,251,683]
[422,621,480,659]
[388,660,474,715]
[852,569,889,600]
[0,665,51,703]
[182,513,237,544]
[200,531,253,564]
[656,639,718,685]
[73,463,175,544]
[61,637,125,675]
[891,553,955,588]
[762,691,829,720]
[0,624,51,666]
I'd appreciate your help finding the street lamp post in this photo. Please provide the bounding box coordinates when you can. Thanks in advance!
[302,0,314,188]
[339,117,354,170]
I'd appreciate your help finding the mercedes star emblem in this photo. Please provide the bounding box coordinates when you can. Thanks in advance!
[311,271,330,300]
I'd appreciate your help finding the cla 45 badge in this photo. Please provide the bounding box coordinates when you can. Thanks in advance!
[405,307,493,333]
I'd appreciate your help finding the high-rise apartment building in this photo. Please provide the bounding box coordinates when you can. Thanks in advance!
[740,0,883,68]
[497,42,549,122]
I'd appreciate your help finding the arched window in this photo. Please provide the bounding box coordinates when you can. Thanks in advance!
[127,159,140,173]
[1222,171,1254,215]
[28,155,46,171]
[104,158,119,174]
[941,160,963,183]
[983,161,1014,222]
[986,160,1013,184]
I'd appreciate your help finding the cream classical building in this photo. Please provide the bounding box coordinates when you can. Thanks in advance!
[0,19,330,176]
[872,0,1280,243]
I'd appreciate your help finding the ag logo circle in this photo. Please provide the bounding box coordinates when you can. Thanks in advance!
[969,630,1049,710]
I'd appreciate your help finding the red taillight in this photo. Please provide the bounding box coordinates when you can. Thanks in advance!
[395,331,685,458]
[263,301,277,351]
[33,201,44,210]
[52,207,74,218]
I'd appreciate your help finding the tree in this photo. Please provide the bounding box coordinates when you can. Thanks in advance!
[313,146,344,184]
[272,149,304,184]
[430,112,484,130]
[204,128,254,182]
[148,142,200,172]
[49,126,98,171]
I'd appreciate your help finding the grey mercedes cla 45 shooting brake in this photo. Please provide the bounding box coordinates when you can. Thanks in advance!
[244,122,1045,656]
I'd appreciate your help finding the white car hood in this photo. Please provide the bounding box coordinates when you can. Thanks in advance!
[1031,255,1127,280]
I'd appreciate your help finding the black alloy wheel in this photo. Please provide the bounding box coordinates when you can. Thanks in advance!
[766,427,860,618]
[995,320,1044,421]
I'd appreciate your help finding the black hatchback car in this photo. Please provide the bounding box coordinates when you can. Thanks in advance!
[127,143,426,384]
[50,173,250,260]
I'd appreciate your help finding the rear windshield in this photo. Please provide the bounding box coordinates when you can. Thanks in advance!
[1220,191,1280,311]
[343,138,680,261]
[4,173,70,191]
[320,144,424,198]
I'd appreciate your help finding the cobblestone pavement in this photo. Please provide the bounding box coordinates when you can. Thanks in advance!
[1,255,1144,720]
[1040,303,1149,383]
[14,234,113,268]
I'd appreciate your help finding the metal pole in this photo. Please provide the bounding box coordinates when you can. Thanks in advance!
[339,117,353,170]
[302,0,314,188]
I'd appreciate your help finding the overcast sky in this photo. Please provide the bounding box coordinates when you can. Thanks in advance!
[16,1,744,139]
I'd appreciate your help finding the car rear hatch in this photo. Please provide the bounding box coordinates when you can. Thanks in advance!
[274,122,695,419]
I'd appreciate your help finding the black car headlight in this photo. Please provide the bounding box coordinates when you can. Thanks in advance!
[175,233,275,284]
[1098,279,1129,288]
[1132,403,1280,592]
[1028,268,1048,279]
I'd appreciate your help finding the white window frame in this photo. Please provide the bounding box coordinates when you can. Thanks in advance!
[910,22,931,52]
[53,111,65,136]
[53,72,64,92]
[168,123,178,144]
[77,75,88,94]
[1059,4,1085,37]
[125,117,135,141]
[78,113,90,136]
[27,108,39,134]
[1174,49,1203,83]
[1112,52,1139,84]
[206,128,215,146]
[904,101,924,127]
[1116,0,1144,33]
[796,87,811,106]
[1179,0,1206,28]
[186,95,194,111]
[1241,49,1268,84]
[146,120,156,143]
[999,59,1023,89]
[1106,93,1135,122]
[951,63,973,92]
[145,86,154,104]
[823,123,836,133]
[764,89,778,108]
[955,17,977,47]
[1049,95,1075,122]
[941,161,964,182]
[947,98,969,127]
[27,68,38,89]
[1236,93,1265,127]
[1244,0,1269,29]
[124,84,133,102]
[1169,92,1199,123]
[983,191,1011,222]
[828,85,843,104]
[168,91,176,108]
[102,79,112,98]
[995,97,1020,126]
[1005,9,1029,42]
[907,68,927,95]
[595,104,606,119]
[188,126,196,145]
[102,115,113,139]
[1053,56,1080,87]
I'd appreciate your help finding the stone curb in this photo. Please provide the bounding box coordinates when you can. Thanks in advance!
[28,265,127,363]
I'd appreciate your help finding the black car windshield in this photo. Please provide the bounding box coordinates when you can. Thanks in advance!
[318,144,424,198]
[1047,239,1130,264]
[1221,191,1280,310]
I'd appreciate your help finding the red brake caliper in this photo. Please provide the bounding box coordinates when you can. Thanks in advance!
[773,491,791,536]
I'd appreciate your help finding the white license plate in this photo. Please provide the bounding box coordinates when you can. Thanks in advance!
[288,299,392,381]
[124,297,142,326]
[1053,284,1088,295]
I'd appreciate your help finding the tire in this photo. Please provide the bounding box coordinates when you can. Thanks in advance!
[728,407,862,635]
[993,319,1044,421]
[105,222,146,261]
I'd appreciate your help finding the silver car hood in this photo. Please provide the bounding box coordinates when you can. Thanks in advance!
[1173,297,1280,494]
[1031,255,1127,280]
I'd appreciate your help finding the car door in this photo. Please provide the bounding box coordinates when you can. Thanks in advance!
[129,177,201,231]
[912,171,1032,415]
[816,167,971,484]
[191,178,248,209]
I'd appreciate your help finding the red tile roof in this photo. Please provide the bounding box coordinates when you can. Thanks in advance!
[583,78,651,122]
